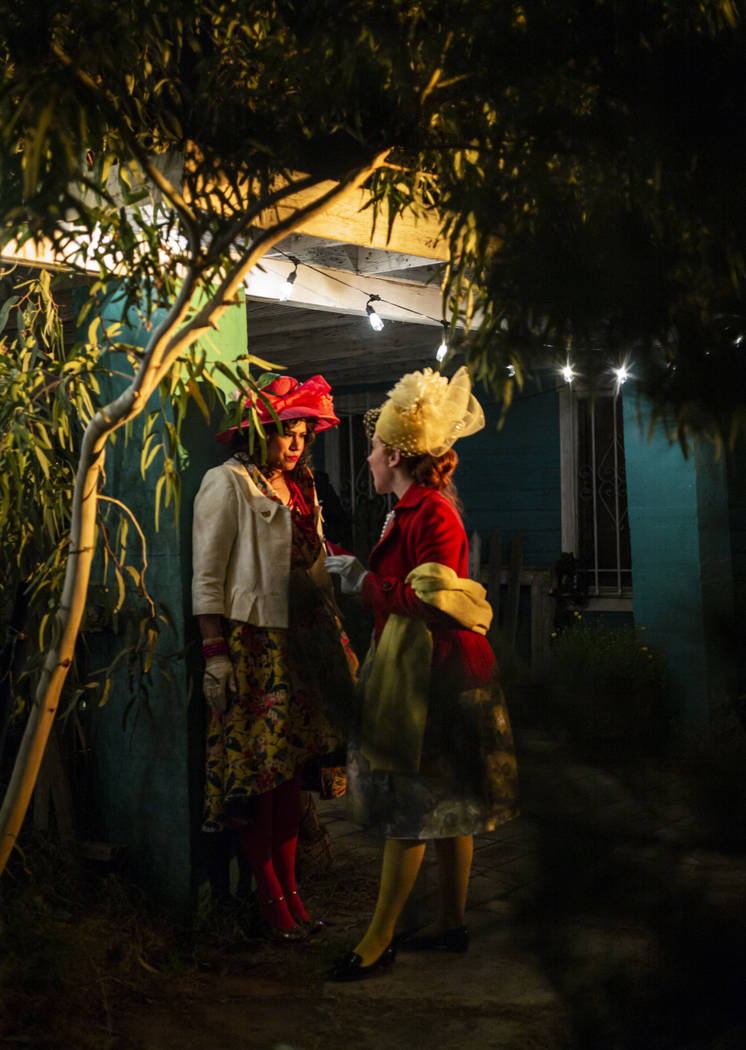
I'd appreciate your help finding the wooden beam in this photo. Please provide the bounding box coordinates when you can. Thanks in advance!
[226,172,449,261]
[268,235,443,278]
[346,245,444,275]
[184,147,448,261]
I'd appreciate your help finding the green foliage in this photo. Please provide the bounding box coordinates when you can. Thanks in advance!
[0,1,744,445]
[541,621,670,759]
[0,276,151,712]
[429,1,746,447]
[0,0,448,314]
[0,270,86,671]
[0,272,134,716]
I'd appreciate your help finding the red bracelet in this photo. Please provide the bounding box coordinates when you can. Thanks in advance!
[202,638,229,659]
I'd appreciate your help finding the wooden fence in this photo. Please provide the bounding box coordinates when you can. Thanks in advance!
[469,529,555,667]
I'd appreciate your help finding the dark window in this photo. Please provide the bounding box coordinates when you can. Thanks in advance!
[576,393,632,596]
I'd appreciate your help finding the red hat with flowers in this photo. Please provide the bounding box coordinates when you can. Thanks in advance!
[216,374,339,444]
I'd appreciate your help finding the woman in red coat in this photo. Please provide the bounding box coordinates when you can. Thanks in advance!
[325,367,518,981]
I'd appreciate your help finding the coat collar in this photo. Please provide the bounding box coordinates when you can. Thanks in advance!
[394,482,430,511]
[371,484,430,556]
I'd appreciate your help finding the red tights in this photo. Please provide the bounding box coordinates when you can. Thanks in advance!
[238,769,310,930]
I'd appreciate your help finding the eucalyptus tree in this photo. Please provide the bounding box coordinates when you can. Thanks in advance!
[1,0,744,874]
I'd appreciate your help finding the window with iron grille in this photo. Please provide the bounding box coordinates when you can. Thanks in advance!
[560,387,633,605]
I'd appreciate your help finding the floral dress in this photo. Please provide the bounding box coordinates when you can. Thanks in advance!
[202,465,356,833]
[345,487,519,840]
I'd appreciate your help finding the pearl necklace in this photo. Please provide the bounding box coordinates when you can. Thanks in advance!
[378,509,395,540]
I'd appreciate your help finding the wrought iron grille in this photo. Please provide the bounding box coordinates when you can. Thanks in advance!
[335,413,393,557]
[576,392,632,597]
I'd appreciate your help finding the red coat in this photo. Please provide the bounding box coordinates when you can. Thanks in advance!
[361,484,495,689]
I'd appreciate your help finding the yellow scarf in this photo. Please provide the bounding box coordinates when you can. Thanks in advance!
[405,562,492,634]
[360,563,492,773]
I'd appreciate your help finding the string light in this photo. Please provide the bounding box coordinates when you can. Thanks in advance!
[366,294,384,332]
[264,254,635,393]
[272,249,449,329]
[278,256,300,302]
[435,321,449,362]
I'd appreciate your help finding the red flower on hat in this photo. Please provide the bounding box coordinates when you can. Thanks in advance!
[259,376,297,400]
[216,374,339,444]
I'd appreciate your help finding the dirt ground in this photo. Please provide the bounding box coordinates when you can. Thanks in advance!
[4,738,746,1050]
[0,839,565,1050]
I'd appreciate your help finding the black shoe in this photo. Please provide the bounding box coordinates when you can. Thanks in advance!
[328,943,396,982]
[399,926,469,953]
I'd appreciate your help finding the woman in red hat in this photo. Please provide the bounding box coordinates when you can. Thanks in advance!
[192,374,356,940]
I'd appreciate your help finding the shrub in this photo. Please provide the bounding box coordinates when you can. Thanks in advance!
[541,620,670,760]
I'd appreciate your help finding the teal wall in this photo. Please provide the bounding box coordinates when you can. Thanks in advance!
[623,388,736,724]
[460,382,562,567]
[79,288,246,909]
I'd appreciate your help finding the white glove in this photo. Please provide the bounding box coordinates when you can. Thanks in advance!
[203,654,238,715]
[324,554,368,595]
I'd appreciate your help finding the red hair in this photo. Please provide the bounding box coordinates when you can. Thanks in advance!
[393,447,462,511]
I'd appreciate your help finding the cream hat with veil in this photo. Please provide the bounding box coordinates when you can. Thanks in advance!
[365,366,485,457]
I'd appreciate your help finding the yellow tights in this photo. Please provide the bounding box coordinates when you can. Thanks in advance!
[352,834,474,966]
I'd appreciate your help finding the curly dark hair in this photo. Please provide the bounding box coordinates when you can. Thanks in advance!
[228,418,317,477]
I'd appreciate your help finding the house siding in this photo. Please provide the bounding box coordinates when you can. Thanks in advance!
[623,390,736,723]
[459,385,562,568]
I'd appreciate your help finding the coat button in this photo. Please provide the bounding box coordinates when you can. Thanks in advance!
[382,580,392,591]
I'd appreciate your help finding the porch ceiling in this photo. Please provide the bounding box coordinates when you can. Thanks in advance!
[246,231,457,388]
[245,300,451,388]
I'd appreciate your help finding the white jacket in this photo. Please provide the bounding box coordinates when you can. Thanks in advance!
[192,457,325,628]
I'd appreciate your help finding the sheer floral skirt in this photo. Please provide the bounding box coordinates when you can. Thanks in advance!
[345,681,519,840]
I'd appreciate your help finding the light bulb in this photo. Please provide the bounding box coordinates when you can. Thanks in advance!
[278,257,300,302]
[614,365,629,385]
[506,364,516,377]
[562,363,575,384]
[279,270,298,302]
[435,321,449,362]
[279,277,295,301]
[366,295,384,332]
